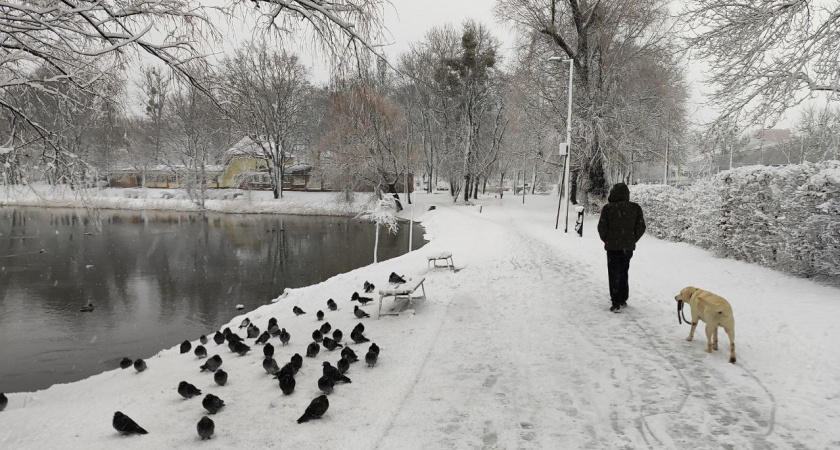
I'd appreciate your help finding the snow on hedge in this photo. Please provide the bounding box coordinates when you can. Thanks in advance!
[632,161,840,280]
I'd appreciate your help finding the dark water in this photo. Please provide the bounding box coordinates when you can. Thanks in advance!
[0,207,425,393]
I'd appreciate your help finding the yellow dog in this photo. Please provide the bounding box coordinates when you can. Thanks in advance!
[675,286,736,363]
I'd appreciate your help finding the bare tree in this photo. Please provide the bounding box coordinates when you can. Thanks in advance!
[236,0,390,70]
[1,0,391,186]
[0,1,217,183]
[496,0,679,204]
[316,82,408,201]
[223,45,312,199]
[782,105,840,163]
[682,0,840,126]
[166,78,230,209]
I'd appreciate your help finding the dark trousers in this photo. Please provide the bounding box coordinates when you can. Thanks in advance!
[606,250,633,304]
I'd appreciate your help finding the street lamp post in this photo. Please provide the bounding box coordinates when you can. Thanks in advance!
[549,57,574,232]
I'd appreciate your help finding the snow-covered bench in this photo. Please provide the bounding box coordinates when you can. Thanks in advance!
[427,251,454,271]
[378,277,426,319]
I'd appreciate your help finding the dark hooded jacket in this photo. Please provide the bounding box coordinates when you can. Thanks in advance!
[597,183,646,251]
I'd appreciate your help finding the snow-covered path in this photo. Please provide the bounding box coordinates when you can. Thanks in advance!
[379,199,836,449]
[1,193,838,449]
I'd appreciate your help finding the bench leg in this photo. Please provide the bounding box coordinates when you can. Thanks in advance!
[448,257,454,271]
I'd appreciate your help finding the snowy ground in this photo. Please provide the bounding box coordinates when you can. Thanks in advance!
[1,191,839,449]
[0,184,373,216]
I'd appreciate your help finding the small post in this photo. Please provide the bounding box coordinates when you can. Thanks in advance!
[574,205,585,237]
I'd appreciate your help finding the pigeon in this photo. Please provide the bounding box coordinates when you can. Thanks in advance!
[226,333,242,343]
[247,325,260,339]
[326,299,337,311]
[80,303,95,313]
[293,306,306,316]
[278,374,295,395]
[297,395,329,423]
[273,362,296,379]
[202,394,225,415]
[227,340,239,353]
[306,342,320,358]
[353,323,365,335]
[194,345,207,359]
[350,329,369,344]
[353,305,370,319]
[267,317,278,329]
[238,317,250,329]
[234,341,251,356]
[290,353,303,372]
[351,292,374,305]
[263,343,275,358]
[332,329,343,343]
[318,375,334,395]
[316,310,324,321]
[199,335,208,345]
[312,329,323,343]
[213,331,225,345]
[197,416,214,440]
[255,331,270,345]
[134,359,147,373]
[200,355,222,372]
[369,342,380,356]
[322,337,343,351]
[0,393,7,411]
[178,381,202,399]
[322,361,351,383]
[389,272,406,284]
[119,357,133,369]
[263,357,280,375]
[113,411,148,435]
[180,340,192,354]
[279,328,291,346]
[341,347,359,363]
[366,350,378,367]
[319,322,332,336]
[213,369,228,386]
[337,357,350,375]
[223,327,232,337]
[364,281,375,293]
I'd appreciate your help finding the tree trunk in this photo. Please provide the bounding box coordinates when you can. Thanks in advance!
[387,183,403,212]
[464,174,472,201]
[373,224,379,263]
[531,165,537,195]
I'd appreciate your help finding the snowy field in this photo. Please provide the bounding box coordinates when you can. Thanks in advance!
[1,191,839,449]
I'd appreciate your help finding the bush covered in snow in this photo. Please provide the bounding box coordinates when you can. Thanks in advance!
[631,161,840,280]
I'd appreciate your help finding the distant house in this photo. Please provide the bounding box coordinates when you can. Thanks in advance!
[106,137,313,190]
[107,164,223,189]
[221,137,312,190]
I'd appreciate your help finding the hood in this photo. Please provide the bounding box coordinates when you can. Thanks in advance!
[608,183,630,203]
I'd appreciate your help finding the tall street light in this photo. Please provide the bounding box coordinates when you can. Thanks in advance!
[549,56,574,232]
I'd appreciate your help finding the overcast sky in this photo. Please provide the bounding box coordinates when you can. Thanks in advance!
[210,1,805,129]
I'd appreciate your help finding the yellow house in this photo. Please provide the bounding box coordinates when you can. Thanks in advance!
[219,137,304,188]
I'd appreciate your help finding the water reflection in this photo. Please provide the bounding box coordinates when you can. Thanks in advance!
[0,207,425,393]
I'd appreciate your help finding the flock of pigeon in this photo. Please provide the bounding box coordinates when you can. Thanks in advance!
[106,273,405,441]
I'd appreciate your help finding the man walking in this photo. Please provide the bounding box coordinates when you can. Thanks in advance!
[597,183,646,312]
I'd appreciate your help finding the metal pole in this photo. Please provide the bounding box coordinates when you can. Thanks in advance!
[563,61,574,233]
[555,154,566,229]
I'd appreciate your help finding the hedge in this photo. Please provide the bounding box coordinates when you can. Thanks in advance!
[630,161,840,281]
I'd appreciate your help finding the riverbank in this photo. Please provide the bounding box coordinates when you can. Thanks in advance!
[1,193,839,448]
[0,184,376,216]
